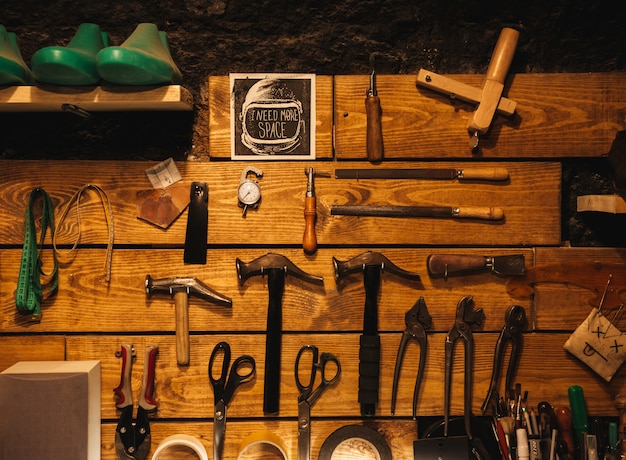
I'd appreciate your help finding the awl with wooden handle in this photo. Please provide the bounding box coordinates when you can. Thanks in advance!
[468,27,519,149]
[427,253,525,278]
[366,53,383,162]
[331,204,504,220]
[303,168,329,254]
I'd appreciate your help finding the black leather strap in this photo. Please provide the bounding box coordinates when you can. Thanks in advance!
[184,182,208,264]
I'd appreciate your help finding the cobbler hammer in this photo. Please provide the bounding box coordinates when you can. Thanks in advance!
[236,253,323,414]
[333,251,421,416]
[145,275,232,366]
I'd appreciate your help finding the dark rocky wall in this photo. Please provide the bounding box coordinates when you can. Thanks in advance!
[2,0,626,245]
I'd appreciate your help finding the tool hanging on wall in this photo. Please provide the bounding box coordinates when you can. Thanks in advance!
[209,341,256,460]
[365,52,384,162]
[427,253,525,279]
[296,344,341,460]
[236,253,324,415]
[331,204,504,220]
[145,275,232,366]
[333,251,421,416]
[113,343,159,460]
[15,187,59,322]
[391,296,432,419]
[237,166,263,217]
[302,168,330,255]
[416,27,519,152]
[481,305,526,415]
[334,166,510,181]
[184,182,208,264]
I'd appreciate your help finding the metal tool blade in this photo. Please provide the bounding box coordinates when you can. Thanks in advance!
[492,254,526,276]
[335,168,458,180]
[331,205,454,218]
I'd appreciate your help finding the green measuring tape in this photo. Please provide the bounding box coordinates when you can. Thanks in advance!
[15,188,59,322]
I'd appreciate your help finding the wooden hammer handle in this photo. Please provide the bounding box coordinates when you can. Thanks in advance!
[174,291,190,366]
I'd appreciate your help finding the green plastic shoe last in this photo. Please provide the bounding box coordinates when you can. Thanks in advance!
[96,23,183,85]
[0,25,34,85]
[31,23,108,86]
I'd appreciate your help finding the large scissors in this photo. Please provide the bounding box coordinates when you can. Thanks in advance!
[209,341,256,460]
[295,344,341,460]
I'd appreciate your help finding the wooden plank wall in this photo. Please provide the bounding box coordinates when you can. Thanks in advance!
[1,73,626,459]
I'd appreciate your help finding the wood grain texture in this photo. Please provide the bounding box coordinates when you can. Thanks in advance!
[0,160,561,246]
[207,75,334,159]
[335,73,626,159]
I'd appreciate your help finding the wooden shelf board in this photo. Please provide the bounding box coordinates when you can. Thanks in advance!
[0,84,193,111]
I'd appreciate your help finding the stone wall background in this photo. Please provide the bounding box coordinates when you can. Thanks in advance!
[2,0,626,245]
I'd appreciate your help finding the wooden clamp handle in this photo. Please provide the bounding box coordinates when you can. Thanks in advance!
[468,27,520,135]
[366,95,383,162]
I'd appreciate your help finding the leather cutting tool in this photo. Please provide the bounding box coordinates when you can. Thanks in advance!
[444,296,491,460]
[209,341,256,460]
[295,344,341,460]
[391,296,432,419]
[114,344,159,460]
[481,305,527,415]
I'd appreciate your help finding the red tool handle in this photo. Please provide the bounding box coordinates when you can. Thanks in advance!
[365,94,383,162]
[139,345,159,411]
[114,343,133,409]
[555,406,575,457]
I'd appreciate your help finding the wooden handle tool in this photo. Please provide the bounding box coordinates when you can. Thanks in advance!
[468,27,519,149]
[366,53,383,162]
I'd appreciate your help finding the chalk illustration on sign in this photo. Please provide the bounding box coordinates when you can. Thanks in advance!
[230,73,316,160]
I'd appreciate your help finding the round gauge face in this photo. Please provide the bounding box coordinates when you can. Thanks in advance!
[238,180,261,205]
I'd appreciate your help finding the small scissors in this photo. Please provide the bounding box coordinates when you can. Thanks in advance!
[295,345,341,460]
[209,341,256,460]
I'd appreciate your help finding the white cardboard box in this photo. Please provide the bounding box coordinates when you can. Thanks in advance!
[0,360,101,460]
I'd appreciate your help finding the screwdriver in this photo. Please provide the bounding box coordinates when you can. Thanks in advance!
[365,53,383,162]
[303,168,329,255]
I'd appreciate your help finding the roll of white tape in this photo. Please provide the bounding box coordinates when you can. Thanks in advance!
[151,434,209,460]
[237,430,288,459]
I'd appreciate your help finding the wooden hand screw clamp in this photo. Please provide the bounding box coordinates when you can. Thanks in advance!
[416,27,519,150]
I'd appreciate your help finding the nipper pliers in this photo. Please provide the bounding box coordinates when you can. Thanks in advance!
[481,305,526,415]
[391,296,432,419]
[444,296,485,445]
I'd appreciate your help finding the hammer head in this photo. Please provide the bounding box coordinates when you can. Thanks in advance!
[145,275,232,307]
[236,253,323,286]
[333,251,421,282]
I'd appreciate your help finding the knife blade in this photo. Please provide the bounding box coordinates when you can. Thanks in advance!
[334,167,509,181]
[427,253,525,278]
[330,205,504,220]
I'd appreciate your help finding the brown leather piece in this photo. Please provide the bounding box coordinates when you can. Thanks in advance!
[136,184,189,229]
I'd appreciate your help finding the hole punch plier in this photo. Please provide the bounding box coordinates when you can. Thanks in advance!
[481,305,527,416]
[445,296,491,460]
[391,296,432,418]
[114,344,159,460]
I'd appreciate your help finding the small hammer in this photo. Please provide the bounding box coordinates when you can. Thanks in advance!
[145,275,232,366]
[236,253,323,414]
[333,251,421,416]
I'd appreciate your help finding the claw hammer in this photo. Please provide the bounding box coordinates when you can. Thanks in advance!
[145,275,232,366]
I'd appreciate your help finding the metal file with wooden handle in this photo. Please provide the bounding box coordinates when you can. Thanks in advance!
[468,27,520,148]
[330,205,504,220]
[334,166,509,181]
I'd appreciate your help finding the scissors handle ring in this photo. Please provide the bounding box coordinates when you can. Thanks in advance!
[295,345,319,392]
[209,341,231,390]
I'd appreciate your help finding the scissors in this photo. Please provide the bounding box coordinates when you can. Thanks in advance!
[209,341,256,460]
[295,344,341,460]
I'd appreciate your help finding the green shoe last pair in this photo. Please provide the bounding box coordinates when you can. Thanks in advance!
[0,25,34,85]
[31,23,182,86]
